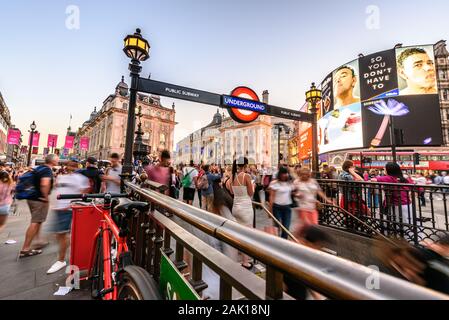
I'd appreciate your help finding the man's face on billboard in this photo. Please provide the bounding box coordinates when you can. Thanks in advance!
[399,52,436,91]
[334,68,356,97]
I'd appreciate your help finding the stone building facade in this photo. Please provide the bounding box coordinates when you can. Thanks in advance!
[75,77,176,160]
[435,40,449,146]
[0,92,12,160]
[175,91,295,167]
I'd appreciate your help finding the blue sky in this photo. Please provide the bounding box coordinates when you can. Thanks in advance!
[1,0,449,149]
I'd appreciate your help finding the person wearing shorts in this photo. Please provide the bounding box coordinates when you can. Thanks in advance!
[0,171,14,233]
[46,160,90,274]
[293,168,332,238]
[182,161,198,205]
[20,154,58,258]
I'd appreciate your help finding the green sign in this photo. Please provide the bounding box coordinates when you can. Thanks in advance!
[159,251,200,300]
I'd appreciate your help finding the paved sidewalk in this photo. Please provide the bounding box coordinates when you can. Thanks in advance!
[0,199,91,300]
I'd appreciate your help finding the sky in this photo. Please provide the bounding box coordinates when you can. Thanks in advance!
[1,0,449,151]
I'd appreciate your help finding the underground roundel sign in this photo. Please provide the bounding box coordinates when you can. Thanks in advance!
[224,87,264,124]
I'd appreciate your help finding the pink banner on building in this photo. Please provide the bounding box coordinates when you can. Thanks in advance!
[7,129,21,145]
[80,137,90,151]
[64,135,75,149]
[47,134,58,148]
[28,132,40,147]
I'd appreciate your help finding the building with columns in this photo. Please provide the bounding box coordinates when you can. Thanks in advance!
[75,77,177,160]
[435,40,449,145]
[175,90,296,167]
[0,92,12,160]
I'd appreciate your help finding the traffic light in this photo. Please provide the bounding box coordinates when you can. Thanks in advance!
[413,153,420,165]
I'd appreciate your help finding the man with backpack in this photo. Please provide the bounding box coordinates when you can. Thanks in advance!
[197,164,221,211]
[182,160,199,205]
[77,157,103,193]
[18,154,59,258]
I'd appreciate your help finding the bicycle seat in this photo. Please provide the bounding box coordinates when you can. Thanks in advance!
[113,198,149,216]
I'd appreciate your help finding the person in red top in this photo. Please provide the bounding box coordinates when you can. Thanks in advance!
[371,162,414,225]
[145,150,171,195]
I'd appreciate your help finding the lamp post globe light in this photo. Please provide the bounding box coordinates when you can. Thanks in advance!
[27,121,37,167]
[122,28,150,180]
[305,82,322,178]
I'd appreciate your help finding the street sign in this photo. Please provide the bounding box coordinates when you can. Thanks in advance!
[137,78,313,123]
[222,95,266,113]
[267,104,313,122]
[7,129,21,145]
[138,78,221,106]
[226,86,261,123]
[159,251,200,300]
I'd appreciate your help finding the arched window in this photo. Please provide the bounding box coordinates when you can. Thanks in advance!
[122,103,128,110]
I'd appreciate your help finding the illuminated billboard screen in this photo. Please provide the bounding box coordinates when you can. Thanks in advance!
[318,44,442,154]
[318,59,363,154]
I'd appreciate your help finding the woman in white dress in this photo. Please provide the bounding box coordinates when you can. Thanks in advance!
[225,157,255,269]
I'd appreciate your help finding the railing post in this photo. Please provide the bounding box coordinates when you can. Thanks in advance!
[410,188,419,246]
[189,255,208,293]
[219,277,232,300]
[146,213,156,274]
[174,242,188,271]
[153,224,164,282]
[163,231,174,257]
[135,210,144,267]
[265,265,284,300]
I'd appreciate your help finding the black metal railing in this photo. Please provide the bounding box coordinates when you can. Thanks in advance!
[317,179,449,245]
[124,180,448,300]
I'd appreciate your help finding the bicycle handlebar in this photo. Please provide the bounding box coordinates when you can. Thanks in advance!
[57,193,128,200]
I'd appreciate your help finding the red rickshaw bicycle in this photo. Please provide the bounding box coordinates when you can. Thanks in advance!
[57,192,161,300]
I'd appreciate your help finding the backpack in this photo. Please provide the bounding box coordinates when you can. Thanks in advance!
[15,169,39,200]
[197,174,209,190]
[181,169,194,188]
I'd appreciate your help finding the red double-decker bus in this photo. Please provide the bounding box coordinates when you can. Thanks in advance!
[347,151,449,172]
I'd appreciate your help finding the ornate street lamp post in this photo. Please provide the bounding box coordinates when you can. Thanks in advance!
[122,28,150,180]
[305,83,322,178]
[27,121,37,167]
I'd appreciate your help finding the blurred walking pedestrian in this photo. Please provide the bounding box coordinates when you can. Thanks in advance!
[0,170,15,233]
[293,168,331,238]
[181,160,199,205]
[19,154,59,258]
[268,166,295,239]
[145,150,171,195]
[77,157,103,193]
[46,161,90,274]
[226,157,254,269]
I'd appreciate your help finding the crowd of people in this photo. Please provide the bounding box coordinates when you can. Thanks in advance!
[0,153,125,274]
[1,151,448,298]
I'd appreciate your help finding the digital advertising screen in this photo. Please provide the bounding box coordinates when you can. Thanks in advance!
[318,59,363,154]
[317,44,442,154]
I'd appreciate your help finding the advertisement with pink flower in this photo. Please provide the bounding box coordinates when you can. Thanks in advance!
[362,95,442,147]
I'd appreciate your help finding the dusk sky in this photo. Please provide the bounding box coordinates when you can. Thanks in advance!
[1,0,449,150]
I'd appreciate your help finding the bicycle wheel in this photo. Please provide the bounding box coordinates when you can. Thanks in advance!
[90,234,104,299]
[117,265,162,300]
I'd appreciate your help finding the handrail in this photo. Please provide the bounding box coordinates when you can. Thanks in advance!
[126,181,449,300]
[252,200,299,243]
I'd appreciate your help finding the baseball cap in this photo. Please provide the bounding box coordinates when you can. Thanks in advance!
[87,156,98,164]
